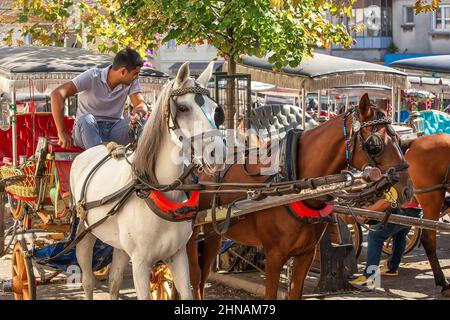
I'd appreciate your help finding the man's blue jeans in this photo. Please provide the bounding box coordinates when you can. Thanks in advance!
[72,113,131,149]
[363,222,410,277]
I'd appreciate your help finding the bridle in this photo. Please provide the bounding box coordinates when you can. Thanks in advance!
[166,81,225,169]
[343,106,409,173]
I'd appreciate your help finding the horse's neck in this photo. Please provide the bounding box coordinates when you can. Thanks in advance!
[154,133,186,201]
[298,116,347,178]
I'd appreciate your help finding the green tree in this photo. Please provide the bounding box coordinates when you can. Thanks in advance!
[106,0,361,127]
[4,0,442,126]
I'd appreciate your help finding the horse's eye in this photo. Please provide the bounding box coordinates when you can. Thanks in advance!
[178,105,188,112]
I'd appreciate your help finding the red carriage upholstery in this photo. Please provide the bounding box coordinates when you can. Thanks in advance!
[0,113,78,162]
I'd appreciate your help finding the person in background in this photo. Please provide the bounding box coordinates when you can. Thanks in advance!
[349,197,423,285]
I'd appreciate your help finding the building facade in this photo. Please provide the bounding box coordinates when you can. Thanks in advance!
[152,40,223,77]
[325,0,393,62]
[392,0,450,55]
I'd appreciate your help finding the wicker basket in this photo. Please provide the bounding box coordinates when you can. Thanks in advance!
[0,160,55,201]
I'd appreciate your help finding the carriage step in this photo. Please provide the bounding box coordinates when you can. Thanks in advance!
[314,222,358,294]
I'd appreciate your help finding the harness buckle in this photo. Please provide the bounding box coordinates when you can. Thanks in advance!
[76,200,87,221]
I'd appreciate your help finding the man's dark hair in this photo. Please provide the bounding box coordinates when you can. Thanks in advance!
[112,48,144,71]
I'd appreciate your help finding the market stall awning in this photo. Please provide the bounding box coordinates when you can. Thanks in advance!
[0,46,168,94]
[230,54,409,91]
[406,76,450,94]
[390,55,450,75]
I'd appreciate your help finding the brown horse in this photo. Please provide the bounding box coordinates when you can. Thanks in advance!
[187,94,413,300]
[405,133,450,297]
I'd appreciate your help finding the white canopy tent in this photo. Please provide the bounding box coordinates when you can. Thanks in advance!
[225,54,410,128]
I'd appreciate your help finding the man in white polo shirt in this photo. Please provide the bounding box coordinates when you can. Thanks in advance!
[51,48,148,149]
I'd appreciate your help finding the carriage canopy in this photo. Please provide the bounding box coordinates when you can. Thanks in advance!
[231,53,409,91]
[0,46,168,94]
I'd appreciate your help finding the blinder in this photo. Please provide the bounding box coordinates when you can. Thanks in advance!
[362,134,385,156]
[214,105,225,127]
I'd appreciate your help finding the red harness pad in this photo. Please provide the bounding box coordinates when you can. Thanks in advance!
[147,191,200,221]
[289,201,333,219]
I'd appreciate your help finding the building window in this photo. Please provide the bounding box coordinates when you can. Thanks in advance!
[166,39,176,49]
[433,6,450,31]
[342,0,392,38]
[403,6,415,24]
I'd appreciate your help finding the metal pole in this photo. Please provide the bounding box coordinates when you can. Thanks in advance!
[345,95,349,112]
[317,90,321,116]
[391,85,395,123]
[11,89,17,168]
[327,91,331,114]
[301,87,306,130]
[397,87,401,123]
[195,181,349,226]
[333,205,450,232]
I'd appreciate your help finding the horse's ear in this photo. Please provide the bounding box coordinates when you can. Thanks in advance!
[377,99,388,112]
[358,93,372,118]
[196,60,216,87]
[175,62,190,88]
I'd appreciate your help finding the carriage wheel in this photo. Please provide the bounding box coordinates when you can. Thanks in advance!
[348,221,363,259]
[8,196,25,221]
[382,226,422,256]
[149,264,178,300]
[11,239,36,300]
[94,264,111,281]
[0,193,6,257]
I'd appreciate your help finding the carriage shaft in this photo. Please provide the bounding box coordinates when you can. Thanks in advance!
[333,205,450,232]
[194,181,348,226]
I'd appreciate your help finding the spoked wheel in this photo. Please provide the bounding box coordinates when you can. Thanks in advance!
[0,193,6,257]
[11,239,36,300]
[94,264,111,281]
[382,226,422,256]
[149,264,178,300]
[8,196,24,221]
[348,221,364,259]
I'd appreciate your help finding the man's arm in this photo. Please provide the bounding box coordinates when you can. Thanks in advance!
[129,92,147,116]
[51,81,78,149]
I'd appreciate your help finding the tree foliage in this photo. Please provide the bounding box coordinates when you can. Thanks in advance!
[3,0,442,64]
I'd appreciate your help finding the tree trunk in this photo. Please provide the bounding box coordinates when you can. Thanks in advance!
[225,59,237,129]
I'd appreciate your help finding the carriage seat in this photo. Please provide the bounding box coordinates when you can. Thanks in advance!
[47,138,84,198]
[249,104,318,140]
[0,112,77,160]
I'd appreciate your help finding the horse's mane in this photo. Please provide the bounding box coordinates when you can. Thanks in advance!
[133,79,174,184]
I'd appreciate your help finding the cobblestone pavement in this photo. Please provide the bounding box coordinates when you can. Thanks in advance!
[1,213,449,300]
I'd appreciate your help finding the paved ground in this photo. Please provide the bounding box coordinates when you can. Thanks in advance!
[1,215,449,300]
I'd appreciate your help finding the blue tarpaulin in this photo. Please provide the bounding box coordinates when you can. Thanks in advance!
[32,218,113,271]
[403,110,450,135]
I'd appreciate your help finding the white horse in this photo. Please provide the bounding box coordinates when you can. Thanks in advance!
[71,62,225,300]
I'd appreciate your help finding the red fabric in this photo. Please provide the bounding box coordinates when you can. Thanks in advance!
[289,201,333,218]
[54,161,75,196]
[48,138,84,154]
[0,113,75,160]
[148,191,200,214]
[401,201,421,209]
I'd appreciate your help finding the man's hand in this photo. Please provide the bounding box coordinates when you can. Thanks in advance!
[58,131,74,149]
[129,110,148,129]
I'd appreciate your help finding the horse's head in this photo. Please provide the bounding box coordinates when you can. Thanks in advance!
[346,93,413,206]
[167,61,226,175]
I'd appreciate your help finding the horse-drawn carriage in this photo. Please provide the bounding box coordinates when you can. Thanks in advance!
[0,46,167,299]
